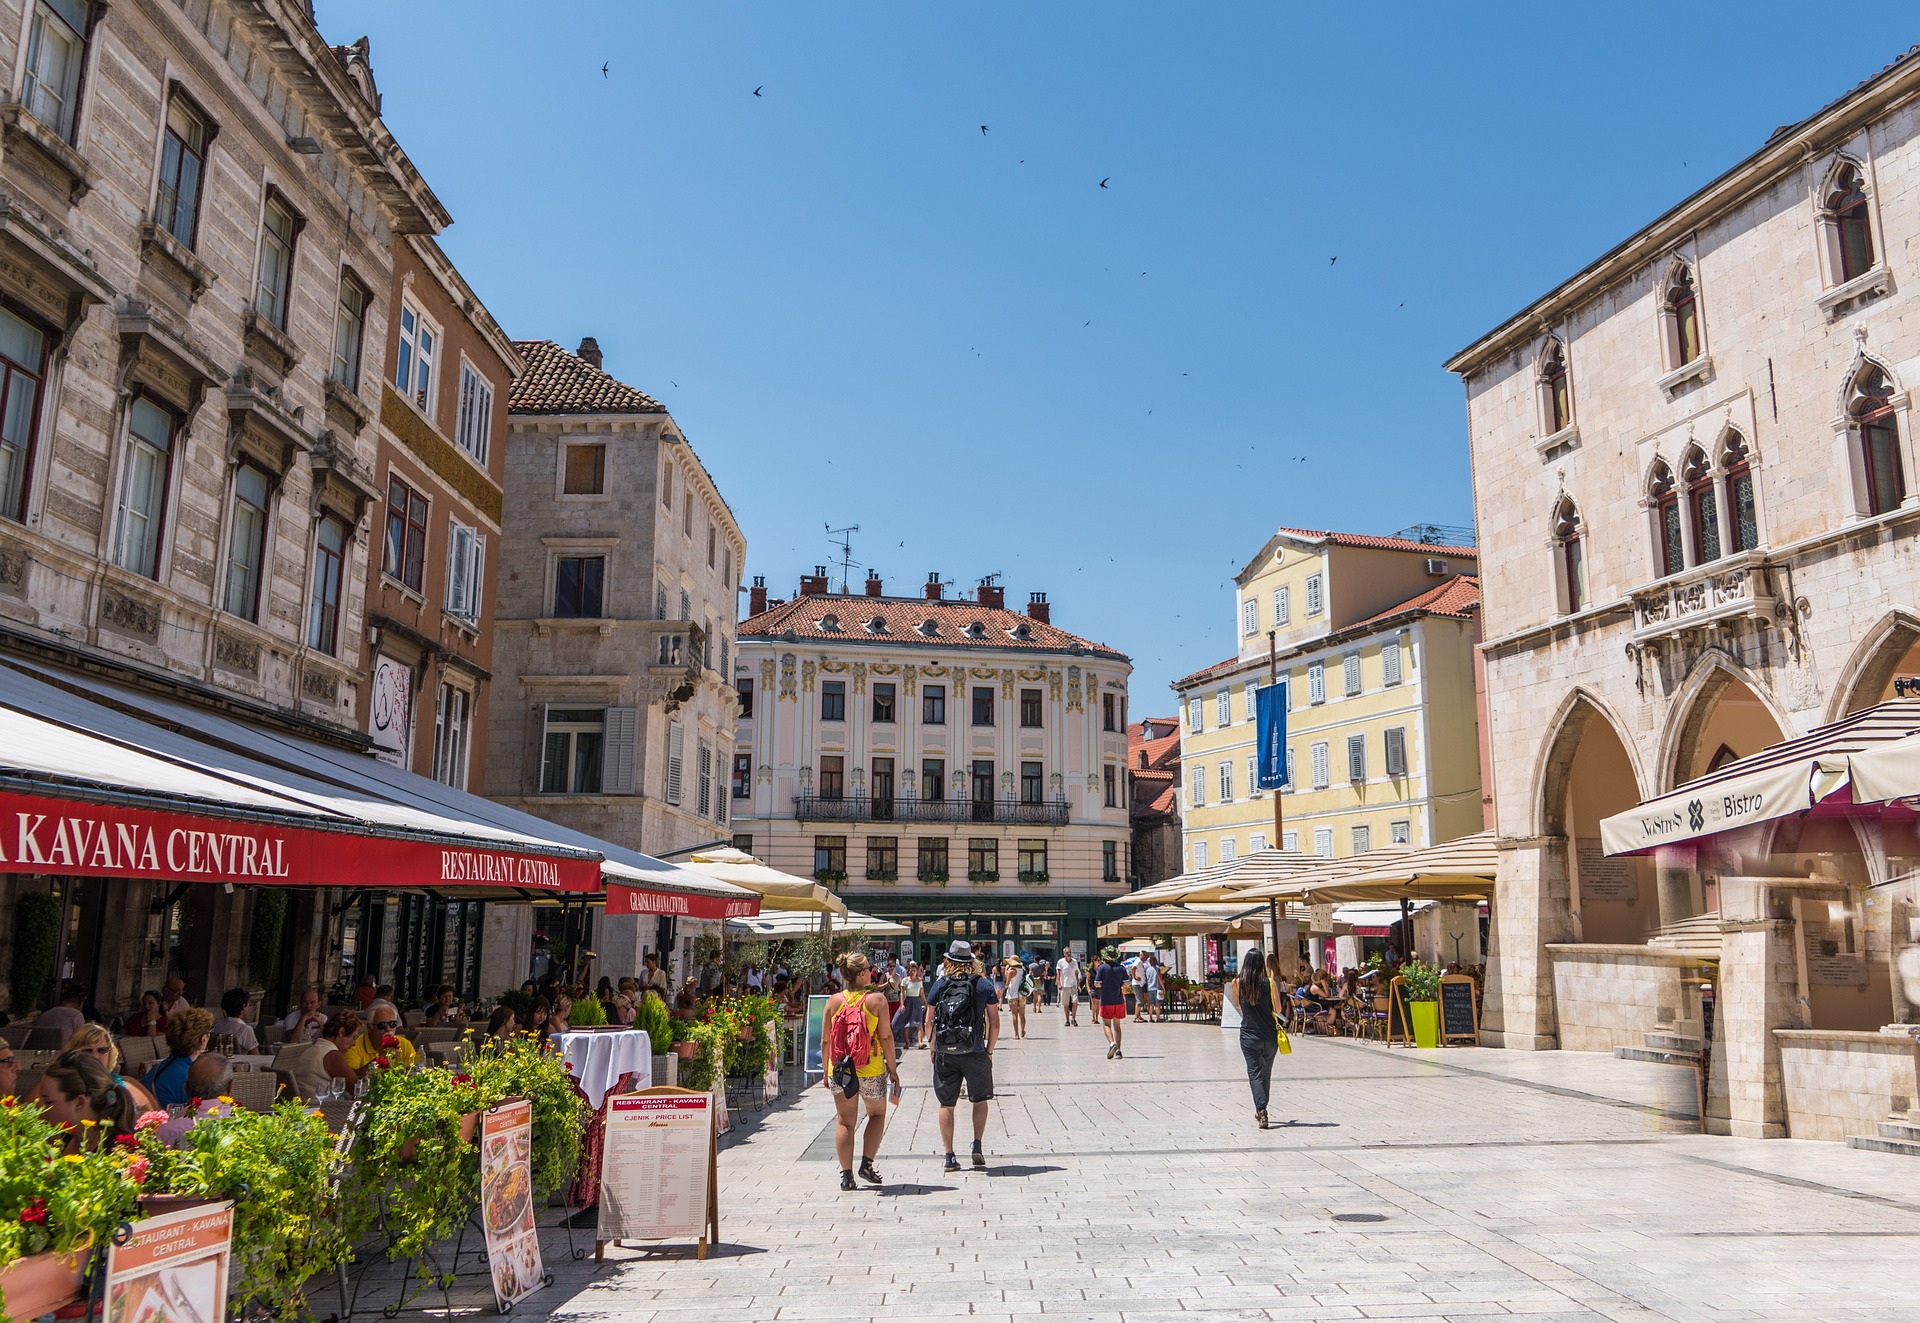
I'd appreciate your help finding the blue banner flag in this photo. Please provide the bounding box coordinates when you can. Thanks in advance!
[1255,681,1288,790]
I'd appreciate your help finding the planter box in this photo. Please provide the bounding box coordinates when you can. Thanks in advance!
[0,1247,87,1319]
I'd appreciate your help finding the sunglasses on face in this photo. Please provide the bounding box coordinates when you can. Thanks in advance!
[372,1020,400,1032]
[0,1056,15,1068]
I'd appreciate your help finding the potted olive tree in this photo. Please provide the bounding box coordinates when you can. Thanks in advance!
[1402,960,1442,1049]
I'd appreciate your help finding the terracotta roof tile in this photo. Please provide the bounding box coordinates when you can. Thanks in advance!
[1275,527,1478,557]
[739,595,1127,659]
[1171,654,1242,689]
[1127,719,1181,773]
[1352,574,1481,628]
[507,340,666,415]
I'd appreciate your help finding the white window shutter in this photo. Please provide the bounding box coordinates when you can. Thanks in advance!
[1217,690,1229,725]
[1220,837,1236,862]
[1250,832,1266,853]
[601,706,639,793]
[1308,662,1325,704]
[1344,653,1362,695]
[1275,586,1289,624]
[1189,697,1202,731]
[1285,747,1295,787]
[1385,726,1407,777]
[1247,754,1257,794]
[665,720,685,804]
[1190,766,1205,806]
[1193,840,1208,868]
[1311,742,1328,788]
[1382,641,1402,686]
[1348,734,1366,781]
[1306,574,1323,615]
[1282,830,1298,852]
[1313,827,1332,857]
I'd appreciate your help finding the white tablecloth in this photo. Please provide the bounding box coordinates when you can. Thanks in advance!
[553,1029,652,1108]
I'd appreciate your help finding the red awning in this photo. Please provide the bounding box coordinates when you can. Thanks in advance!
[605,880,761,921]
[0,790,603,893]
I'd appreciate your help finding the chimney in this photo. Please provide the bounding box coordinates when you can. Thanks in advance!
[576,336,603,370]
[1026,591,1050,624]
[748,574,767,616]
[799,565,830,596]
[924,572,944,601]
[976,578,1005,610]
[864,572,884,597]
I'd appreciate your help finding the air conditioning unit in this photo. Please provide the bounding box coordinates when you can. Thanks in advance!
[1423,558,1448,576]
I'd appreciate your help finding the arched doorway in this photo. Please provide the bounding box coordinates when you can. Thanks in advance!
[1828,610,1920,719]
[1663,666,1788,917]
[1541,699,1656,944]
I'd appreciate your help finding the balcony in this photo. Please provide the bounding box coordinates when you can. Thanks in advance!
[1630,553,1779,645]
[794,794,1068,826]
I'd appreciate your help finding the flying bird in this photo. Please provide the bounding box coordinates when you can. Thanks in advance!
[1329,256,1337,265]
[980,125,989,135]
[753,85,763,96]
[602,63,609,78]
[1099,177,1110,189]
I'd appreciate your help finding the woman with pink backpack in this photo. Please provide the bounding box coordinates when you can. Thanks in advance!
[821,950,900,1190]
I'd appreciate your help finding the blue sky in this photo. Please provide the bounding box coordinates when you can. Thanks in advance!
[326,1,1915,705]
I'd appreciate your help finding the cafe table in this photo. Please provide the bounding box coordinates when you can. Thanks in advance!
[551,1028,652,1108]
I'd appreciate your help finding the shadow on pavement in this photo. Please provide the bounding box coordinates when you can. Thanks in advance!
[978,1164,1067,1177]
[873,1183,958,1196]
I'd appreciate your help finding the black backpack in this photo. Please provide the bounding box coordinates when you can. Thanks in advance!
[930,975,981,1054]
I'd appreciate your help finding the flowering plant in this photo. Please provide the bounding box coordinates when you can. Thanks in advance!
[0,1101,143,1306]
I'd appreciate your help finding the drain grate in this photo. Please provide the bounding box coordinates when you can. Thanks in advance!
[1332,1212,1389,1223]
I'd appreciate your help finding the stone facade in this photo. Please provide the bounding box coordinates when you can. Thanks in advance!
[1776,1029,1920,1141]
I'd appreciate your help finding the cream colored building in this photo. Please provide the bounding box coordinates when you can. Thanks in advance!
[1173,530,1484,897]
[1448,43,1920,1137]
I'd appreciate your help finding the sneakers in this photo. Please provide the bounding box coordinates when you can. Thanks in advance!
[1115,1048,1123,1058]
[971,1148,987,1170]
[839,1169,856,1191]
[943,1153,962,1173]
[1256,1110,1270,1130]
[1106,1043,1117,1059]
[858,1158,883,1186]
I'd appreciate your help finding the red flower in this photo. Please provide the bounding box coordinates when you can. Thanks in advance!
[126,1156,149,1186]
[451,1073,473,1086]
[380,1034,400,1050]
[19,1198,47,1225]
[374,1056,391,1070]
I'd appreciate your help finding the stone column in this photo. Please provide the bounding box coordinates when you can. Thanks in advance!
[1484,836,1577,1049]
[1708,875,1804,1137]
[1656,861,1697,930]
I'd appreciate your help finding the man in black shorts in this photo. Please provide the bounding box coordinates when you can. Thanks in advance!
[923,940,1001,1172]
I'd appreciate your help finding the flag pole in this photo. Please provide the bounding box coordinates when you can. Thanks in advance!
[1268,630,1285,972]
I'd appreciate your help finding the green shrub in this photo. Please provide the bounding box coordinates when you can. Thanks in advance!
[1401,960,1441,1002]
[570,992,608,1026]
[249,888,288,988]
[8,892,60,1014]
[633,991,672,1052]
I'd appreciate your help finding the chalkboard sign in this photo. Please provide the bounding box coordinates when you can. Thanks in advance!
[1385,976,1411,1047]
[1439,975,1478,1044]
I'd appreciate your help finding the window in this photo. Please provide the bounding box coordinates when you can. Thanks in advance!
[706,525,716,569]
[1016,761,1041,805]
[821,680,846,722]
[655,582,669,620]
[679,588,690,620]
[971,760,995,819]
[660,461,673,508]
[112,397,175,577]
[697,741,713,817]
[1104,764,1117,807]
[737,677,755,719]
[1104,691,1121,731]
[1273,585,1290,625]
[1190,765,1206,807]
[1850,367,1905,516]
[306,514,347,654]
[969,838,997,878]
[1307,661,1325,705]
[818,755,844,799]
[556,442,607,496]
[432,683,471,788]
[1540,340,1571,434]
[1827,163,1876,284]
[814,835,846,877]
[1684,448,1721,564]
[23,0,89,141]
[1343,652,1362,696]
[1390,820,1410,845]
[1017,839,1047,879]
[665,720,683,803]
[731,832,753,853]
[1188,697,1203,731]
[383,475,428,592]
[1310,741,1329,789]
[394,301,437,411]
[1193,840,1208,869]
[1724,433,1758,553]
[683,494,693,538]
[1665,265,1700,367]
[1247,754,1258,796]
[866,837,898,879]
[1352,825,1371,855]
[921,759,946,801]
[871,757,895,814]
[221,463,271,621]
[156,96,208,247]
[541,708,604,794]
[1220,838,1236,863]
[454,362,493,463]
[923,684,946,724]
[1103,840,1118,881]
[1022,688,1043,727]
[552,554,604,618]
[1242,599,1258,635]
[332,275,367,389]
[1313,828,1333,858]
[971,686,995,726]
[439,522,484,620]
[1237,681,1253,722]
[1250,832,1267,853]
[1219,761,1233,802]
[0,307,47,522]
[253,194,298,329]
[1282,831,1298,852]
[873,682,896,723]
[1347,734,1367,781]
[1382,641,1402,687]
[1213,690,1227,725]
[917,837,949,879]
[1305,573,1323,616]
[1285,747,1295,789]
[1650,462,1683,577]
[1385,726,1408,777]
[732,752,751,799]
[1555,498,1586,612]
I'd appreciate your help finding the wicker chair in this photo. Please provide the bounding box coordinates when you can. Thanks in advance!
[226,1070,279,1113]
[117,1035,163,1067]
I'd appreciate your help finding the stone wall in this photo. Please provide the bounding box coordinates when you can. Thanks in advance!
[1775,1029,1920,1141]
[1546,944,1695,1052]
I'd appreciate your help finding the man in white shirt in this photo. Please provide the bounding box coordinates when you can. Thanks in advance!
[161,976,190,1016]
[280,988,326,1043]
[210,987,259,1054]
[33,982,87,1038]
[1056,953,1081,1027]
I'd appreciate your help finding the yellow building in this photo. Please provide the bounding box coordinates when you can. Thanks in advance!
[1171,529,1484,869]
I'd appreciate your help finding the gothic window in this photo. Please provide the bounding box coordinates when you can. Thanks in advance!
[1849,366,1906,516]
[1826,163,1876,284]
[1683,446,1721,564]
[1540,340,1571,435]
[1649,461,1683,578]
[1722,432,1758,553]
[1553,498,1585,613]
[1664,264,1701,367]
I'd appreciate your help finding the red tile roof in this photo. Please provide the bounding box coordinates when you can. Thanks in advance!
[1128,718,1181,773]
[507,340,666,415]
[1171,654,1242,689]
[739,595,1127,660]
[1275,527,1478,557]
[1132,769,1178,818]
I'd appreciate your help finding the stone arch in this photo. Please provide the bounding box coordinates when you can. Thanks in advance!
[1531,687,1649,838]
[1532,688,1660,945]
[1824,606,1920,721]
[1657,652,1792,793]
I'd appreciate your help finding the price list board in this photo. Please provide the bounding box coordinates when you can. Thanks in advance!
[597,1088,719,1260]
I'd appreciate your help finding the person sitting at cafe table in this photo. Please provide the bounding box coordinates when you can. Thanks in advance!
[280,987,327,1043]
[144,1007,213,1109]
[484,1006,519,1047]
[34,981,89,1038]
[210,987,259,1054]
[345,1001,418,1073]
[280,1011,362,1101]
[64,1024,159,1112]
[350,977,377,1012]
[156,1056,236,1147]
[33,1053,136,1152]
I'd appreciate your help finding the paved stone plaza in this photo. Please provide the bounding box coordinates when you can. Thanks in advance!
[527,1018,1919,1323]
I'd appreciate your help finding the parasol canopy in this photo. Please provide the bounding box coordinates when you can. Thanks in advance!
[683,847,849,914]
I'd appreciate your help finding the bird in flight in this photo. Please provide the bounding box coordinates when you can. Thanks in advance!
[1329,256,1337,265]
[980,125,989,135]
[602,63,609,78]
[753,85,763,96]
[1099,177,1110,189]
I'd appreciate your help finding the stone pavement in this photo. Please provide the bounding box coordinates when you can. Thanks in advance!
[509,1015,1920,1323]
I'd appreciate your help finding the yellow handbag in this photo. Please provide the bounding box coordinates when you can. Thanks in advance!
[1270,977,1292,1055]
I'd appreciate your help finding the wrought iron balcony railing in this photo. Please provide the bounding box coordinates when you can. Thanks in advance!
[794,793,1068,826]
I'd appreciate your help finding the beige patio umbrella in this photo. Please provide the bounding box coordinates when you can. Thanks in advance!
[1293,831,1499,904]
[729,908,907,937]
[684,847,849,914]
[1097,903,1268,938]
[1114,849,1321,906]
[1231,844,1419,902]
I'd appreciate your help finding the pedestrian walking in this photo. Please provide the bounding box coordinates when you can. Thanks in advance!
[1094,949,1128,1058]
[1145,955,1164,1022]
[892,961,926,1049]
[1057,950,1081,1026]
[1003,958,1027,1040]
[1129,954,1149,1022]
[1225,947,1285,1128]
[1036,956,1053,1007]
[924,940,1000,1172]
[822,951,900,1190]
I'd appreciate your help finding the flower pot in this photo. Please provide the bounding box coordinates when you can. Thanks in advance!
[673,1040,697,1060]
[1410,1000,1440,1049]
[0,1246,88,1319]
[138,1194,222,1216]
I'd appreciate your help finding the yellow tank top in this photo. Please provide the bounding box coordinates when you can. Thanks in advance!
[849,994,887,1078]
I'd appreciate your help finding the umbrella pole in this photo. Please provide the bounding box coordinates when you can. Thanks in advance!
[1401,896,1413,963]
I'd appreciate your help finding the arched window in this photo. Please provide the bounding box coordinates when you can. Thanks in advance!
[1649,462,1683,577]
[1541,341,1571,434]
[1665,266,1700,367]
[1851,366,1905,515]
[1554,498,1586,613]
[1828,164,1876,283]
[1683,446,1721,564]
[1722,432,1758,552]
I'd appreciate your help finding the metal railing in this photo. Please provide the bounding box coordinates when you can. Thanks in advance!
[794,794,1068,825]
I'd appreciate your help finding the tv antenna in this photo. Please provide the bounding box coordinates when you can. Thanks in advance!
[825,524,861,593]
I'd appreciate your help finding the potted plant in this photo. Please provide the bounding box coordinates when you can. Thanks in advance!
[634,991,676,1072]
[0,1100,144,1318]
[967,869,999,883]
[1401,960,1442,1049]
[669,1019,699,1060]
[1018,869,1050,884]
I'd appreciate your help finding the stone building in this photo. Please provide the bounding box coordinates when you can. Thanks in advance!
[1447,45,1920,1135]
[487,337,744,976]
[1127,717,1181,888]
[0,0,443,1013]
[732,571,1134,965]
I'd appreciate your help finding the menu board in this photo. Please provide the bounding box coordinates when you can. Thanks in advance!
[1440,975,1479,1043]
[598,1090,717,1258]
[803,995,829,1076]
[105,1201,233,1323]
[480,1098,546,1312]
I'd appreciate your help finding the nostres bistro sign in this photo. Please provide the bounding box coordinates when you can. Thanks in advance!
[606,881,760,921]
[0,790,601,891]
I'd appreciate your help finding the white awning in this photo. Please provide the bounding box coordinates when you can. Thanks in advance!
[1844,731,1920,805]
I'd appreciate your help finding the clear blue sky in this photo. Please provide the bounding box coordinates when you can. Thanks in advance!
[325,1,1915,706]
